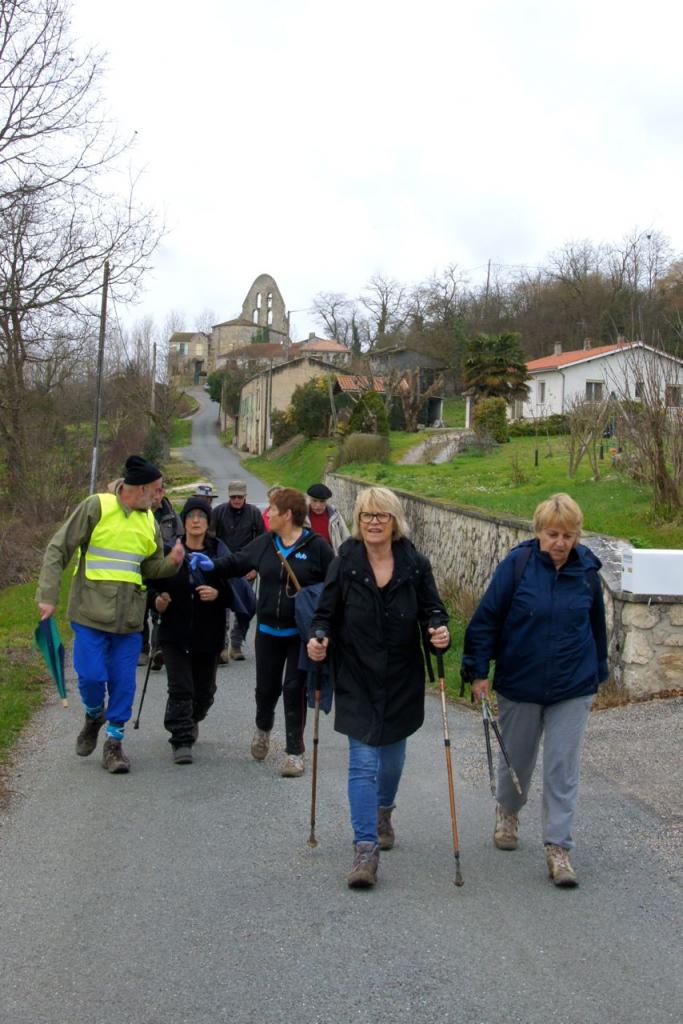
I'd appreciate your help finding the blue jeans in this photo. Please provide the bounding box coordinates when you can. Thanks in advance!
[72,623,142,728]
[347,737,407,844]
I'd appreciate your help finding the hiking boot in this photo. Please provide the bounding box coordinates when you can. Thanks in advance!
[347,842,380,888]
[545,844,578,887]
[280,753,305,777]
[102,738,130,774]
[137,650,149,667]
[377,806,395,851]
[173,745,194,765]
[75,712,105,757]
[150,651,164,671]
[229,646,245,661]
[494,804,519,850]
[250,729,270,761]
[219,648,230,665]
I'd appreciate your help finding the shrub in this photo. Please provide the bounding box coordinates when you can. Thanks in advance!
[348,391,389,436]
[508,413,569,436]
[335,432,390,467]
[472,397,508,444]
[271,408,297,447]
[290,378,331,438]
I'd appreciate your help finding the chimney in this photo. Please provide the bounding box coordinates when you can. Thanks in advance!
[308,332,316,341]
[553,342,562,357]
[616,334,626,346]
[583,337,592,351]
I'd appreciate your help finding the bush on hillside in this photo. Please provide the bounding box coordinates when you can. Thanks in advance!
[271,408,297,447]
[508,413,569,436]
[290,378,331,438]
[335,432,390,467]
[472,397,508,444]
[348,391,389,436]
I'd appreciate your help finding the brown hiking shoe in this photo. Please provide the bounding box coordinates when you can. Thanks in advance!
[347,842,379,888]
[377,806,395,850]
[250,729,270,761]
[219,648,230,665]
[75,713,105,757]
[545,844,578,887]
[102,738,131,774]
[229,646,245,661]
[494,804,519,850]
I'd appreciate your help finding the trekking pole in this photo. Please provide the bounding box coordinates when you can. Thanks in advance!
[308,630,325,849]
[481,696,523,796]
[436,650,464,887]
[133,653,154,729]
[481,700,496,797]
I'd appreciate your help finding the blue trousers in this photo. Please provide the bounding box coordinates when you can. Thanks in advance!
[72,623,142,727]
[347,736,407,844]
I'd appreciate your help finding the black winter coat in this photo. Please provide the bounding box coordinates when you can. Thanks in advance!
[212,529,334,631]
[211,501,265,552]
[311,537,449,746]
[148,535,230,654]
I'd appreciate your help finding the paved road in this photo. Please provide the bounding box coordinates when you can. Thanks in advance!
[179,387,268,504]
[1,661,681,1024]
[0,403,681,1024]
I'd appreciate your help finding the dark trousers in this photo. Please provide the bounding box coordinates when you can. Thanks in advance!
[254,631,306,755]
[162,645,219,748]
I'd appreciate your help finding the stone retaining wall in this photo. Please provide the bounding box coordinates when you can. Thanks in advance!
[325,473,683,698]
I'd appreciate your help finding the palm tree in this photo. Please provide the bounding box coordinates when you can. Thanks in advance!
[463,332,530,403]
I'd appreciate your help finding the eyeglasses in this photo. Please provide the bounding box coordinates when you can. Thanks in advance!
[359,511,392,524]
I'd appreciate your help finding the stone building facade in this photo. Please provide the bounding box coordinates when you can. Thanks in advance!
[323,474,683,700]
[238,356,338,455]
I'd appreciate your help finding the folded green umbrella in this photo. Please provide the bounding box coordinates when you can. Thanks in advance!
[34,617,68,708]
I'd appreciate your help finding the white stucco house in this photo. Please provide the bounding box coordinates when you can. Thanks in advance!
[465,341,683,426]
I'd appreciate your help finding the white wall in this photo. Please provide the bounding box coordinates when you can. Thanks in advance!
[516,346,683,419]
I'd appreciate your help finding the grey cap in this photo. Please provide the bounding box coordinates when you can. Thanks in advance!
[228,479,247,496]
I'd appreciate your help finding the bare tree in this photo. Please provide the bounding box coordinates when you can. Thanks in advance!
[0,0,161,506]
[565,395,611,479]
[605,346,682,514]
[398,370,444,432]
[359,273,409,347]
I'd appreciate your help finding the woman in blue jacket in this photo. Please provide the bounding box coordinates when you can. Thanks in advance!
[462,493,608,888]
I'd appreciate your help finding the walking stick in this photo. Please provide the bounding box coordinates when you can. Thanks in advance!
[436,651,464,887]
[308,630,325,848]
[133,654,153,730]
[481,696,523,796]
[481,700,496,797]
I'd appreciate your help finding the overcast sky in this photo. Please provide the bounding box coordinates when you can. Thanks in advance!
[71,0,683,342]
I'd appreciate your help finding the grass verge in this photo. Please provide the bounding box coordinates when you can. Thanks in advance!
[0,575,72,769]
[169,418,192,447]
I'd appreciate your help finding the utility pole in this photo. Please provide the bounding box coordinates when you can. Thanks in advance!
[89,260,110,495]
[150,341,157,414]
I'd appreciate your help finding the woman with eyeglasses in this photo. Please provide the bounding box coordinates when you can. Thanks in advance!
[307,486,450,889]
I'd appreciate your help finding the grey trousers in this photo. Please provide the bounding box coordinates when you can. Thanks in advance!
[496,693,594,850]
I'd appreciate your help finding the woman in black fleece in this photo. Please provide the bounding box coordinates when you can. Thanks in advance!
[194,488,333,777]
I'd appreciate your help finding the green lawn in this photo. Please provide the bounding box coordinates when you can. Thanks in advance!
[442,397,466,427]
[169,418,192,447]
[245,433,683,547]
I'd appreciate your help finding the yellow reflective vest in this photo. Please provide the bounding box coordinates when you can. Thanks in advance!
[81,493,158,585]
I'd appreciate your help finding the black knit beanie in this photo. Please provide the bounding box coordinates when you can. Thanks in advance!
[123,455,162,485]
[181,497,211,522]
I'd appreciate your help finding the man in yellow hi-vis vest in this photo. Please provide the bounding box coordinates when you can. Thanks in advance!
[36,455,185,773]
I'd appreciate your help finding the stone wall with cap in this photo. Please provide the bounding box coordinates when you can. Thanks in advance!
[324,473,683,699]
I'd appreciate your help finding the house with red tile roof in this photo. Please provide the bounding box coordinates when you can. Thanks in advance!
[513,340,683,420]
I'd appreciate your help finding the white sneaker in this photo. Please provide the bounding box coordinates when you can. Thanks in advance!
[250,729,270,761]
[280,753,304,778]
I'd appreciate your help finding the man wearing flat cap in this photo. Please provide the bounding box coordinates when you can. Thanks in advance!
[36,455,185,774]
[306,483,350,554]
[211,479,265,660]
